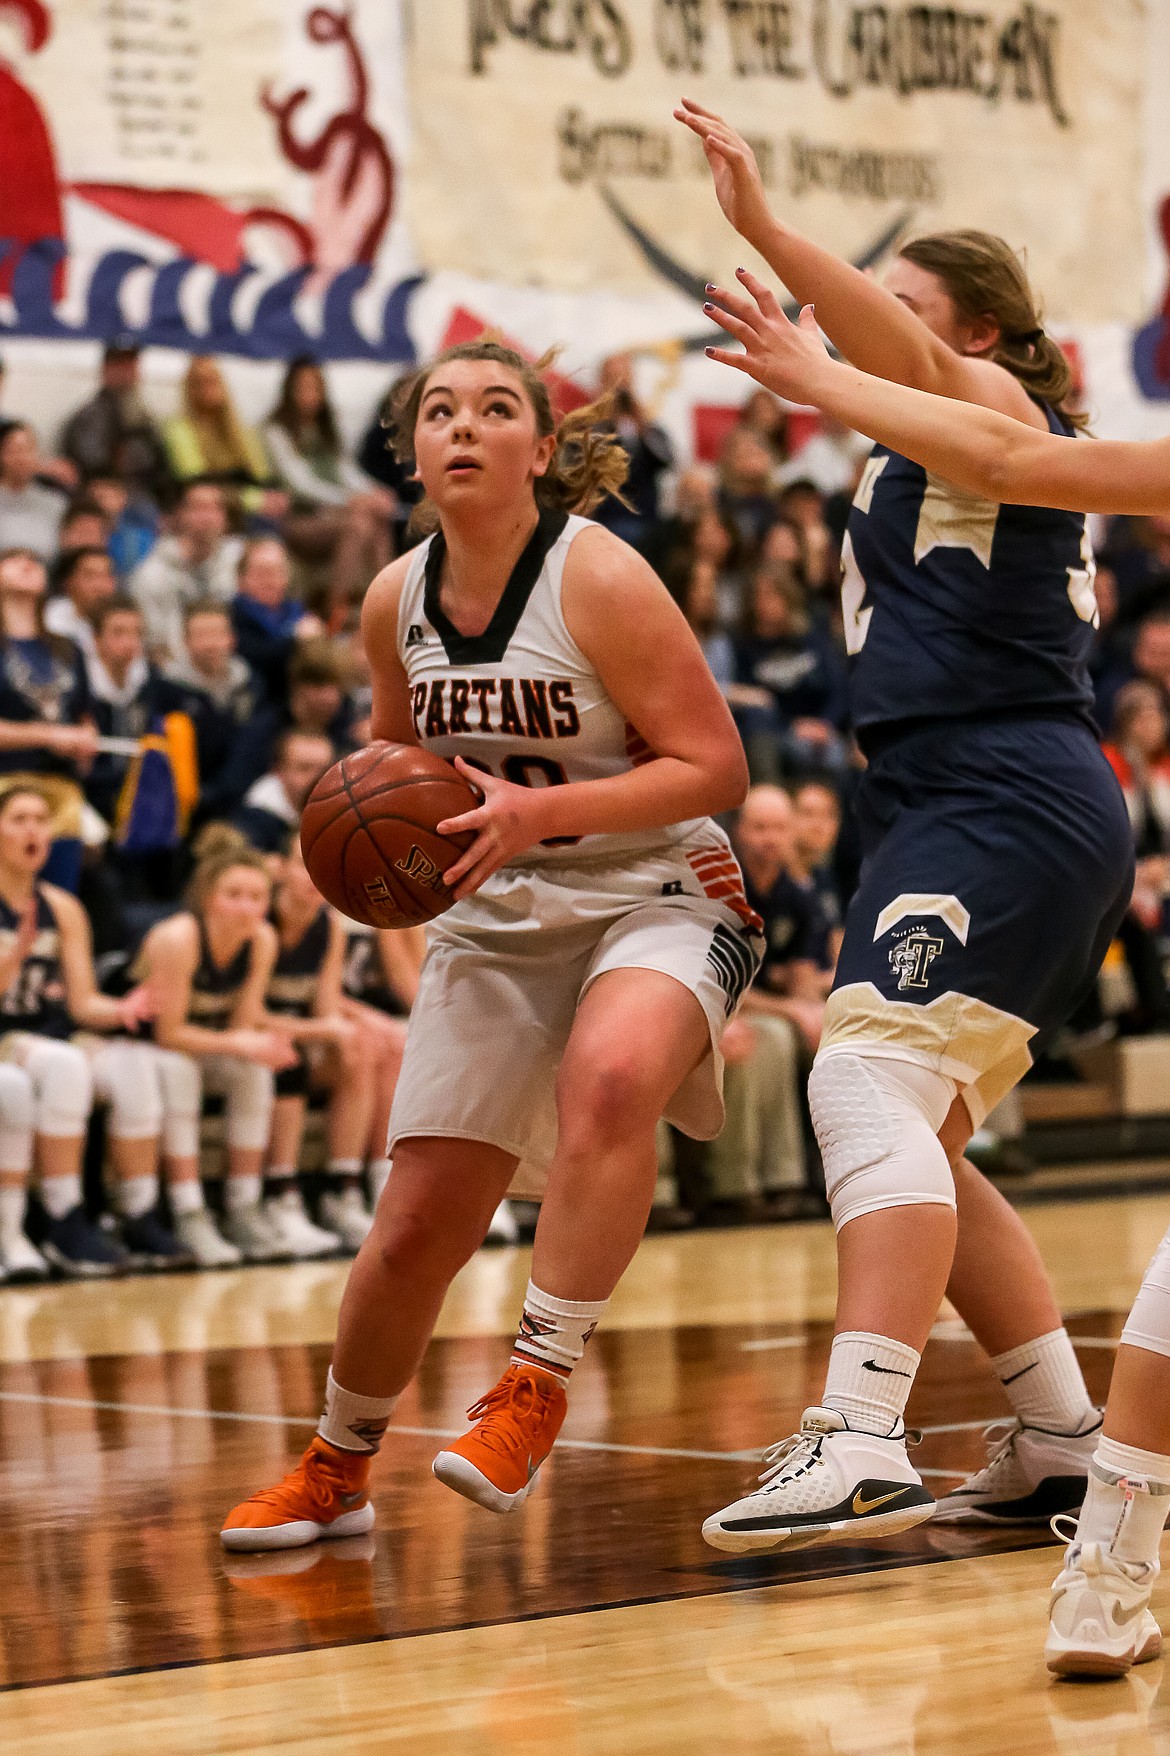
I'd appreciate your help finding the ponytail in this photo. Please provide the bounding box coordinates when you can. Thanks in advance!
[898,231,1086,430]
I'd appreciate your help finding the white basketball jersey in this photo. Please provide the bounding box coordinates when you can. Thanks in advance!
[396,509,705,866]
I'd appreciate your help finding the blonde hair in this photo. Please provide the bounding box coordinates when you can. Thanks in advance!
[898,230,1085,429]
[385,339,631,530]
[186,822,272,912]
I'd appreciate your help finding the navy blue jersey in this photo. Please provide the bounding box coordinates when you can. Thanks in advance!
[0,637,90,778]
[267,907,330,1019]
[0,888,72,1038]
[742,867,818,993]
[843,405,1098,741]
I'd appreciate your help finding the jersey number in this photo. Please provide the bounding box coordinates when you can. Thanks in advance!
[461,755,580,847]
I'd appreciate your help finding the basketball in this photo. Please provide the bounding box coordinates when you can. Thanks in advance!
[300,741,481,929]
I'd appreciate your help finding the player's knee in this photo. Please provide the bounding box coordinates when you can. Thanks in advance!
[26,1039,93,1136]
[556,1047,657,1156]
[1121,1224,1170,1359]
[0,1063,33,1170]
[368,1193,476,1281]
[808,1049,957,1233]
[93,1043,163,1141]
[223,1061,275,1152]
[155,1051,202,1159]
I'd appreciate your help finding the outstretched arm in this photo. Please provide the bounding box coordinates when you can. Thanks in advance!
[675,99,1041,425]
[703,271,1170,516]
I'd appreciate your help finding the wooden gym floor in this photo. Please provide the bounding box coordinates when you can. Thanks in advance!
[2,1193,1169,1753]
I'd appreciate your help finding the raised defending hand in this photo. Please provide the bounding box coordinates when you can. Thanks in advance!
[436,757,554,899]
[673,99,772,243]
[703,269,833,403]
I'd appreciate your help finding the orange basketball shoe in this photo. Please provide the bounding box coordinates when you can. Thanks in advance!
[432,1363,567,1512]
[220,1435,375,1552]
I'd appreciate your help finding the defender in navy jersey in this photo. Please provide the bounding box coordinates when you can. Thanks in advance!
[683,97,1129,1564]
[685,293,1170,1679]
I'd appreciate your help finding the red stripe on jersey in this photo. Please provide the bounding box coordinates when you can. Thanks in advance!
[687,849,764,933]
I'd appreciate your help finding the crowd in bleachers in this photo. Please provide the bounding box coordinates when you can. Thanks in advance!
[0,339,1169,1278]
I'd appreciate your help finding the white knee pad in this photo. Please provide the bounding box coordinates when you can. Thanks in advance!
[217,1058,275,1152]
[1122,1225,1170,1361]
[90,1041,163,1141]
[808,1050,957,1232]
[18,1038,94,1137]
[155,1050,203,1160]
[0,1063,33,1173]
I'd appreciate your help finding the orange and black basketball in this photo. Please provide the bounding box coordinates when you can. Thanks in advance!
[300,741,480,929]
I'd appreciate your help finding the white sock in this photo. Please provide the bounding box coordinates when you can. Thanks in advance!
[224,1175,262,1213]
[168,1179,204,1216]
[369,1158,391,1204]
[510,1281,607,1381]
[40,1173,83,1219]
[0,1184,26,1238]
[991,1328,1096,1434]
[114,1174,158,1219]
[822,1331,919,1436]
[1077,1437,1170,1569]
[317,1367,399,1455]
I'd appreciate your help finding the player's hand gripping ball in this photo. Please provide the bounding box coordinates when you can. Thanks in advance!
[300,742,482,928]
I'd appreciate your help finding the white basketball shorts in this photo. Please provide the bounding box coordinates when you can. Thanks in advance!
[387,824,764,1180]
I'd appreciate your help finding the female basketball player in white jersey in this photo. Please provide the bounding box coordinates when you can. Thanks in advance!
[220,339,757,1549]
[694,281,1170,1677]
[678,101,1136,1588]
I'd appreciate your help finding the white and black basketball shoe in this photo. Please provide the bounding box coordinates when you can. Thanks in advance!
[932,1414,1102,1526]
[702,1406,935,1554]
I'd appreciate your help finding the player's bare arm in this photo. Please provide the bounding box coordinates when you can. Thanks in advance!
[47,885,150,1033]
[675,99,1044,427]
[705,273,1170,515]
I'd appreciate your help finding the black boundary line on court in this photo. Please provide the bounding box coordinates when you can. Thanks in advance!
[0,1529,1054,1696]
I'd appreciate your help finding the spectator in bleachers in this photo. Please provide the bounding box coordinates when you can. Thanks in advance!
[282,641,358,749]
[1099,514,1170,627]
[85,472,159,578]
[45,546,116,656]
[129,479,244,665]
[737,388,790,462]
[677,555,734,688]
[231,728,334,856]
[0,548,95,890]
[263,356,393,617]
[230,536,324,701]
[60,340,170,503]
[733,783,826,1050]
[83,597,157,824]
[159,601,276,823]
[687,501,750,627]
[0,424,66,560]
[718,424,778,548]
[777,416,867,500]
[731,561,850,783]
[792,778,847,973]
[57,498,110,555]
[1097,609,1170,735]
[163,356,287,524]
[1102,680,1170,1032]
[591,352,674,552]
[775,477,839,599]
[135,826,299,1261]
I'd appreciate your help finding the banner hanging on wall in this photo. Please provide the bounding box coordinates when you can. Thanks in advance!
[404,0,1147,326]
